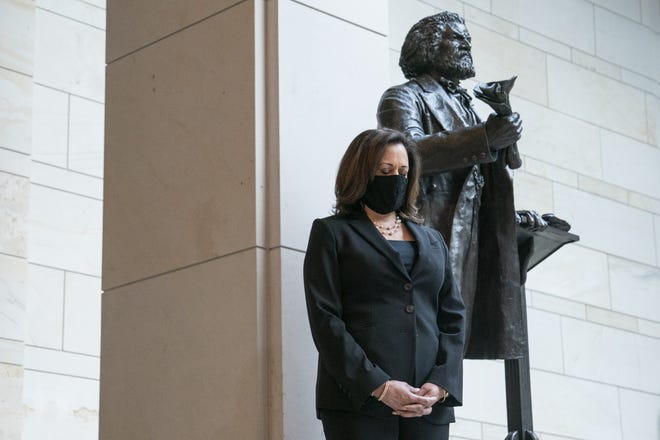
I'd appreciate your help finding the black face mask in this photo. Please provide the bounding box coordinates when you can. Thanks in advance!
[362,175,408,214]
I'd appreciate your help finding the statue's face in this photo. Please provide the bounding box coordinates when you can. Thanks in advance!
[434,21,475,81]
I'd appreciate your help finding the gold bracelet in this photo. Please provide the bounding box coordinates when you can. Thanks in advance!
[377,381,391,402]
[438,389,448,403]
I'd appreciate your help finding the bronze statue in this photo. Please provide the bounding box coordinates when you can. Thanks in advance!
[377,12,542,359]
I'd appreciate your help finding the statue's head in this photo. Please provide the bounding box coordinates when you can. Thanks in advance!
[399,12,475,81]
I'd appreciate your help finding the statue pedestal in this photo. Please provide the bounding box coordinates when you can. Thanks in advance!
[504,225,579,440]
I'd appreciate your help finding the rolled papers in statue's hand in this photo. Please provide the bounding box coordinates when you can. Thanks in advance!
[473,76,522,169]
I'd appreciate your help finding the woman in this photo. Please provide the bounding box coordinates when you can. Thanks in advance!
[303,128,466,440]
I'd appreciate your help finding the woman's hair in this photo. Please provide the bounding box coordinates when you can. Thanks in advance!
[334,128,423,223]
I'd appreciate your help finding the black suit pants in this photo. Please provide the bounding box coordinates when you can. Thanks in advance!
[320,410,449,440]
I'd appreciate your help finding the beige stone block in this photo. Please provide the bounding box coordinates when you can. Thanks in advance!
[465,5,518,40]
[526,244,610,308]
[554,184,656,266]
[68,96,104,177]
[279,0,389,250]
[594,0,641,21]
[388,0,439,51]
[562,317,660,393]
[455,360,507,425]
[642,0,660,32]
[470,25,547,105]
[638,318,660,338]
[0,0,34,75]
[521,156,578,187]
[36,0,105,29]
[0,172,29,257]
[34,10,104,101]
[530,290,586,319]
[571,48,622,80]
[26,264,63,349]
[531,370,620,440]
[0,254,26,342]
[0,363,23,440]
[451,418,482,439]
[647,93,659,147]
[585,306,638,332]
[0,148,29,177]
[106,0,238,62]
[104,3,257,288]
[0,68,32,153]
[100,250,267,440]
[515,98,602,178]
[22,370,98,440]
[609,256,660,322]
[492,0,595,53]
[24,346,99,379]
[547,56,647,142]
[601,129,660,199]
[30,162,103,200]
[0,338,23,365]
[527,308,563,373]
[513,171,553,214]
[519,28,571,60]
[295,0,387,34]
[28,185,102,275]
[596,7,660,82]
[620,389,660,440]
[63,273,101,356]
[31,84,68,168]
[578,175,628,204]
[628,191,660,215]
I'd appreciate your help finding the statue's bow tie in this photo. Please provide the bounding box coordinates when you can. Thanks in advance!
[438,78,472,101]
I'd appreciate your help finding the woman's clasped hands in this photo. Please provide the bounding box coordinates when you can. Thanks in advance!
[373,380,446,418]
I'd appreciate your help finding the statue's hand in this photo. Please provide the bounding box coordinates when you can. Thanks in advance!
[516,210,547,231]
[485,113,522,151]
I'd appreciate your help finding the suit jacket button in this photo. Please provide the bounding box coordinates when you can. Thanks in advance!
[405,305,415,314]
[404,283,413,291]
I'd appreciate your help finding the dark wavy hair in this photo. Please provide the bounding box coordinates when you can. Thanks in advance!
[334,128,422,223]
[399,12,465,79]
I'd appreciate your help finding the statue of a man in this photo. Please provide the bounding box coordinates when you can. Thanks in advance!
[377,12,526,359]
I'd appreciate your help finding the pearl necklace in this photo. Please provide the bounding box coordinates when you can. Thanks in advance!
[373,215,402,236]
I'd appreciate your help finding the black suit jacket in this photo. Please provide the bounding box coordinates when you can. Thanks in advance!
[303,212,466,425]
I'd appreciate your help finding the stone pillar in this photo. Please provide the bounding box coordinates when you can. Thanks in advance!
[101,1,389,438]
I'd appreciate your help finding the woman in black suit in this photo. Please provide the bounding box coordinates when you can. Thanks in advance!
[304,128,466,440]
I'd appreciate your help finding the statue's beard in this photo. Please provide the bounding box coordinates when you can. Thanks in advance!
[435,53,475,81]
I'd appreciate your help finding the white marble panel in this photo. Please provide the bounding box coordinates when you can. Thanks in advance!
[279,0,390,250]
[628,191,660,215]
[28,185,102,275]
[492,0,595,53]
[36,0,105,29]
[515,98,602,178]
[594,0,642,21]
[609,256,660,322]
[30,161,103,200]
[622,69,660,97]
[295,0,387,34]
[0,363,23,440]
[388,0,439,51]
[0,67,32,153]
[389,49,406,85]
[63,272,100,356]
[0,254,26,342]
[656,215,660,266]
[419,0,464,14]
[452,418,482,439]
[530,290,586,319]
[462,0,489,11]
[26,264,63,349]
[601,130,660,200]
[527,308,563,372]
[519,28,571,60]
[642,0,660,32]
[596,7,660,82]
[547,56,647,142]
[562,317,660,393]
[578,175,628,204]
[522,156,578,187]
[0,338,23,365]
[0,0,34,75]
[526,244,610,308]
[0,148,29,177]
[648,94,659,147]
[586,306,638,332]
[22,370,98,440]
[512,171,553,214]
[464,5,518,39]
[24,346,99,379]
[481,424,507,440]
[571,48,622,80]
[0,172,29,257]
[454,360,507,425]
[31,84,68,168]
[68,96,104,177]
[553,184,656,265]
[620,389,660,440]
[34,9,105,102]
[470,25,547,105]
[638,318,660,338]
[531,370,620,440]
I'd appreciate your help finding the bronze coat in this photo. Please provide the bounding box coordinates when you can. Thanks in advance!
[377,74,526,359]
